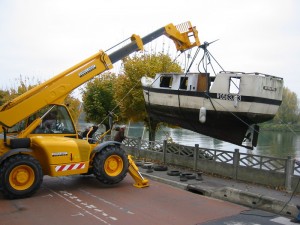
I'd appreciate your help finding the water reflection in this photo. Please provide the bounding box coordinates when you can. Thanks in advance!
[257,131,300,158]
[127,123,300,159]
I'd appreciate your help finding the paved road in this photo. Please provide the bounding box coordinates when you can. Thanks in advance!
[0,175,296,225]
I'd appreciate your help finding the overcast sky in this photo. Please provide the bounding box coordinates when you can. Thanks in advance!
[0,0,299,98]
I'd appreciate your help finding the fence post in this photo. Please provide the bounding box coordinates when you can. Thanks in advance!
[136,137,142,158]
[194,144,199,170]
[163,140,167,164]
[233,148,240,180]
[285,156,294,193]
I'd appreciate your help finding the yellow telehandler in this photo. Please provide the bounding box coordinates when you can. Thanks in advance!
[0,22,200,199]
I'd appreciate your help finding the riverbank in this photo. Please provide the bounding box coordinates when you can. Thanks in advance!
[260,122,300,132]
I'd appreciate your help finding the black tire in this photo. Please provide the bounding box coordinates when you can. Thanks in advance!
[141,162,154,169]
[167,170,181,176]
[153,165,168,171]
[93,145,128,185]
[0,154,43,199]
[134,160,144,167]
[181,173,196,180]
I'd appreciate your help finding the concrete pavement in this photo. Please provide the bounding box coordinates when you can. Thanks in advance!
[137,162,300,219]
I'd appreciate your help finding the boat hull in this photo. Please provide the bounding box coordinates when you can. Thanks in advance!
[141,72,283,149]
[144,102,270,147]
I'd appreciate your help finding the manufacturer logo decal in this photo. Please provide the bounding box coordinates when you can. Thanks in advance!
[52,152,68,157]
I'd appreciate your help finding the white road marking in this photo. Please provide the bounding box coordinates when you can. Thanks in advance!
[80,189,135,215]
[271,216,297,225]
[48,189,112,225]
[71,212,84,217]
[42,194,53,198]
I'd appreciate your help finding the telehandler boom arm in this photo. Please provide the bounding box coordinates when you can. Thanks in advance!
[0,22,200,131]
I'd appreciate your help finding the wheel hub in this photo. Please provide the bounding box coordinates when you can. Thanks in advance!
[104,155,123,176]
[9,165,35,190]
[15,169,29,185]
[108,159,118,171]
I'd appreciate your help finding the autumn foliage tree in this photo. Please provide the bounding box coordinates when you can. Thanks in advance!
[0,75,81,125]
[274,87,300,124]
[65,95,81,123]
[113,52,182,140]
[81,52,182,139]
[114,53,182,123]
[81,72,117,130]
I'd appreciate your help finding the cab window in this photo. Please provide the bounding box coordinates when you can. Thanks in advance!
[33,105,76,134]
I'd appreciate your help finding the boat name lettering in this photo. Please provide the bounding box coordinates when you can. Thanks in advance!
[263,86,277,91]
[79,65,96,77]
[217,93,241,101]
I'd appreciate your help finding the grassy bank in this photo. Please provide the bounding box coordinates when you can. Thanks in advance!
[260,122,300,132]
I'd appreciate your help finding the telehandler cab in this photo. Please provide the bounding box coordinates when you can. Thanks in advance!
[0,22,200,199]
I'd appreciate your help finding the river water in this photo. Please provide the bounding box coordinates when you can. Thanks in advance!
[126,123,300,159]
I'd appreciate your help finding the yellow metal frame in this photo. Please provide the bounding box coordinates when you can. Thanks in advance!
[128,155,149,188]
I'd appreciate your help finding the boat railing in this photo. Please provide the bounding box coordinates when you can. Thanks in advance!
[219,71,283,79]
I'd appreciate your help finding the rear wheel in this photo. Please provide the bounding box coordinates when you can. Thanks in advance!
[93,145,128,185]
[0,154,43,199]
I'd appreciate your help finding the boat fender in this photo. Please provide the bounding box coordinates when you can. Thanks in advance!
[199,107,206,123]
[234,95,239,108]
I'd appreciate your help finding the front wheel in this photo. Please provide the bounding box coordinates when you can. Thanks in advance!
[93,145,128,185]
[0,154,43,199]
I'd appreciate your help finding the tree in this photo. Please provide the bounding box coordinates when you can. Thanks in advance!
[65,94,81,124]
[81,72,117,130]
[274,87,299,124]
[114,52,182,140]
[0,90,9,106]
[1,75,81,127]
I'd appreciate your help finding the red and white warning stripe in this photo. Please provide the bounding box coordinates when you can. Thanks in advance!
[55,163,85,172]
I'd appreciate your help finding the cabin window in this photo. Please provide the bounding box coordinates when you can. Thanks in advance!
[32,105,76,134]
[229,77,240,94]
[160,76,173,88]
[179,77,188,90]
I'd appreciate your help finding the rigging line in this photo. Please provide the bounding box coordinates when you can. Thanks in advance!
[277,176,300,215]
[177,46,201,111]
[197,48,210,74]
[206,49,225,72]
[186,47,201,73]
[205,51,218,76]
[276,117,298,135]
[185,49,191,73]
[196,49,218,111]
[197,52,207,73]
[207,94,217,111]
[203,92,259,135]
[97,80,140,126]
[240,176,300,218]
[145,49,184,88]
[174,47,209,138]
[177,46,202,107]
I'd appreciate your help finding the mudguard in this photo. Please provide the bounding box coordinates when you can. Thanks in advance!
[0,148,32,165]
[92,141,121,152]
